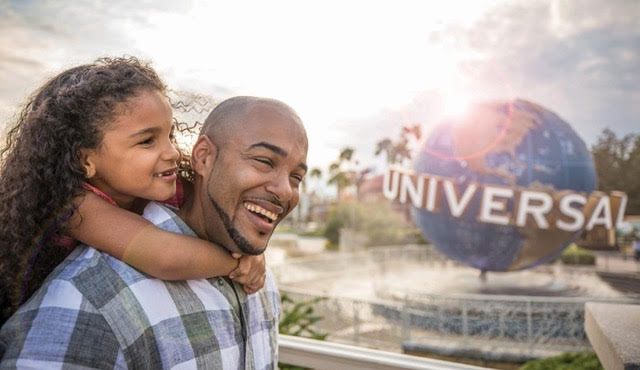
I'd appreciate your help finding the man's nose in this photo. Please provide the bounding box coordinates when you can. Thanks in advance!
[266,171,294,203]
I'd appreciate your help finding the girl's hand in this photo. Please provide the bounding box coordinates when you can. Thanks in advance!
[229,253,266,294]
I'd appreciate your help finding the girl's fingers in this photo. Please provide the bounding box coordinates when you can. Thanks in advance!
[228,258,242,279]
[249,275,265,291]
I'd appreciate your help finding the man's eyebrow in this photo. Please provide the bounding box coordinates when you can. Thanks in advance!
[248,141,308,172]
[248,142,287,156]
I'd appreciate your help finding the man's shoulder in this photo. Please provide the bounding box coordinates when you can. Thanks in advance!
[142,201,177,226]
[28,246,105,295]
[143,201,196,236]
[0,247,125,367]
[9,245,144,318]
[10,247,96,314]
[257,268,282,318]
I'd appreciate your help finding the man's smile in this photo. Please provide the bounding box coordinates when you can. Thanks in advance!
[243,202,278,222]
[242,198,286,234]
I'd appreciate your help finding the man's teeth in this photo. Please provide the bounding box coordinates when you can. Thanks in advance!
[244,202,277,221]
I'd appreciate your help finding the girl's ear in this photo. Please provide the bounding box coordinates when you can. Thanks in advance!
[80,149,97,179]
[191,135,218,176]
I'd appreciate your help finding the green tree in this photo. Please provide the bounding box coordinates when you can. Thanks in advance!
[327,163,350,200]
[375,124,422,165]
[338,147,354,162]
[591,129,640,214]
[326,147,374,201]
[375,124,423,220]
[302,167,324,224]
[309,167,322,179]
[327,147,357,200]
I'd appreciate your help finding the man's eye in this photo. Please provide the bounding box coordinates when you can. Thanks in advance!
[254,158,273,167]
[291,175,304,185]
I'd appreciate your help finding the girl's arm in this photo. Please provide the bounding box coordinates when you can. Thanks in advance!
[67,191,265,287]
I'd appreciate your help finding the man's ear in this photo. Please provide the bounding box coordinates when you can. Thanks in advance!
[191,135,218,176]
[79,149,97,179]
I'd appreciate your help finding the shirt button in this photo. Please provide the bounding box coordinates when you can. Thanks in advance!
[218,279,224,286]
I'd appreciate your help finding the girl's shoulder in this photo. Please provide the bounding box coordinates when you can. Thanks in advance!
[82,182,118,207]
[82,179,184,208]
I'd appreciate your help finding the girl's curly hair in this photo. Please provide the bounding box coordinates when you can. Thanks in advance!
[0,57,166,324]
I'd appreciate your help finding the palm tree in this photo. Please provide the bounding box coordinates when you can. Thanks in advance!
[354,167,373,201]
[374,124,422,219]
[328,147,356,200]
[339,147,354,162]
[309,167,322,179]
[328,163,350,200]
[374,124,422,165]
[375,138,393,164]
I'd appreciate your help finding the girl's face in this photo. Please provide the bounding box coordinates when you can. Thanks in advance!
[83,89,179,209]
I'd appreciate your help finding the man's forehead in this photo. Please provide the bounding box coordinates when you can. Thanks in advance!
[245,103,301,126]
[240,105,306,142]
[241,130,308,159]
[206,98,308,157]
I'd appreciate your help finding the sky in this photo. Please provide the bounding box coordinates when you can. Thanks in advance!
[1,0,638,184]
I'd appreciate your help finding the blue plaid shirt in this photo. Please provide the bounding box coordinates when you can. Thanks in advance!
[0,202,280,369]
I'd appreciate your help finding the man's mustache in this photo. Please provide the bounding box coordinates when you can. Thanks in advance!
[258,195,287,216]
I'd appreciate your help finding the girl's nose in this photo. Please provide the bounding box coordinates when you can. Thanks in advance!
[163,141,180,162]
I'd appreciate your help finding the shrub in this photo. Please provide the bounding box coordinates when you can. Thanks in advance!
[278,293,327,370]
[519,351,602,370]
[324,240,339,251]
[322,200,424,249]
[560,244,596,265]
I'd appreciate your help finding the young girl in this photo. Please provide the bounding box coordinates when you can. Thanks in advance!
[0,57,265,324]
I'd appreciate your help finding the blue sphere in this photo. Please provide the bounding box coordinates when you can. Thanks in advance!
[413,99,597,271]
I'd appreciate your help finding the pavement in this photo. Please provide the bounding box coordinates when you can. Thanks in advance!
[594,251,640,274]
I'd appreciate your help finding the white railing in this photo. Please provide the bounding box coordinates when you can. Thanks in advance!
[279,335,491,370]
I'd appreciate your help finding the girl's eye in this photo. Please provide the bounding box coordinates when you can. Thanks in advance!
[139,137,155,146]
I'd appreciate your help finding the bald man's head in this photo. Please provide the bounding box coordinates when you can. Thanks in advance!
[186,96,308,255]
[201,96,305,148]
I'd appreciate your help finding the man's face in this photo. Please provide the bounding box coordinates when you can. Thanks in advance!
[201,104,308,255]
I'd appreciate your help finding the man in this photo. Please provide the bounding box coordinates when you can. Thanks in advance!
[0,96,308,369]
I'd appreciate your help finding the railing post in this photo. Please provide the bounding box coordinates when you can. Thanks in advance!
[499,310,505,339]
[527,300,533,352]
[353,300,360,345]
[462,300,468,346]
[438,300,444,333]
[401,294,410,342]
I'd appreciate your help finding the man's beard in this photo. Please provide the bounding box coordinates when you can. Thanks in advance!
[206,179,265,256]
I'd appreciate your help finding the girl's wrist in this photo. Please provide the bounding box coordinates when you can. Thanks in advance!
[229,257,241,278]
